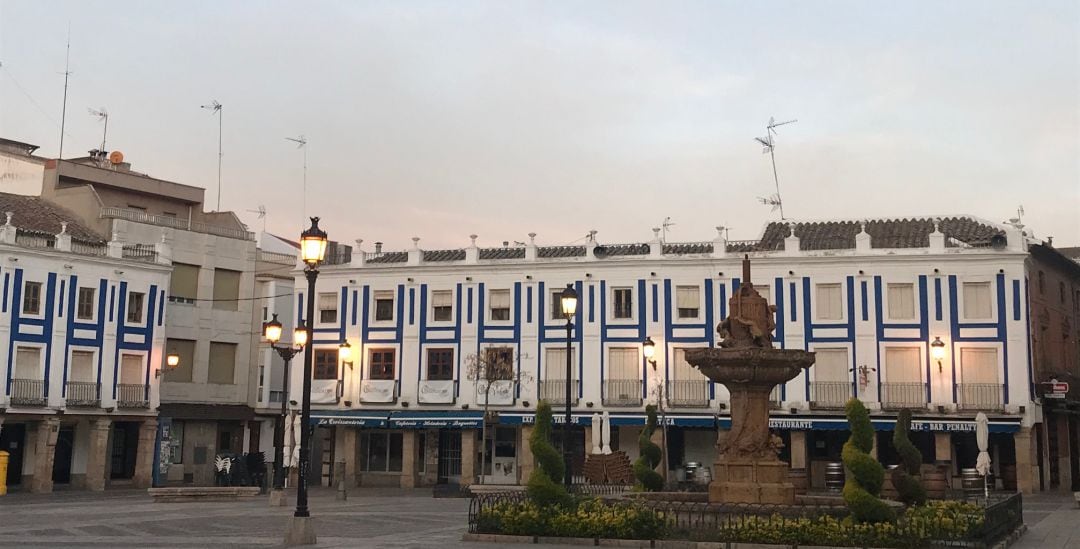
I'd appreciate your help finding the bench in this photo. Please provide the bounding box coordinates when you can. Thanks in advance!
[148,487,262,503]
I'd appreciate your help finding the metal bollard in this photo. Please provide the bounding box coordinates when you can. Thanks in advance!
[0,451,8,496]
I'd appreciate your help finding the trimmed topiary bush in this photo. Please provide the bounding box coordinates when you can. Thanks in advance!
[634,404,664,492]
[842,398,894,523]
[527,400,570,506]
[892,408,927,506]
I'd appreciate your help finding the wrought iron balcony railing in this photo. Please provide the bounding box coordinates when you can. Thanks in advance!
[117,383,149,408]
[602,379,643,407]
[10,378,46,407]
[810,381,852,409]
[539,379,579,406]
[667,379,710,407]
[957,383,1004,411]
[882,382,928,409]
[65,381,100,407]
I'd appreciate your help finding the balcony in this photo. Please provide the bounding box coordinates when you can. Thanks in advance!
[117,384,149,408]
[667,379,710,407]
[65,381,100,407]
[810,381,852,409]
[881,382,928,410]
[10,378,46,406]
[539,379,579,406]
[957,383,1004,411]
[100,206,255,241]
[603,379,643,407]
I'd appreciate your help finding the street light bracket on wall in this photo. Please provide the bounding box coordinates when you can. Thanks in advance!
[930,337,946,373]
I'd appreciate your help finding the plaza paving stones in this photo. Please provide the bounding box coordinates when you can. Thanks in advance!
[0,487,549,548]
[1013,492,1080,549]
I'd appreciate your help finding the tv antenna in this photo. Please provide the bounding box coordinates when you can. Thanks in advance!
[58,24,72,160]
[88,107,108,156]
[201,100,223,211]
[1005,205,1025,230]
[286,135,308,220]
[661,217,676,243]
[247,205,267,233]
[754,116,797,219]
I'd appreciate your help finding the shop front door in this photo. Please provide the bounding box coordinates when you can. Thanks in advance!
[437,429,462,484]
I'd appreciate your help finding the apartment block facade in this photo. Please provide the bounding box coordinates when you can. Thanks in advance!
[282,216,1078,494]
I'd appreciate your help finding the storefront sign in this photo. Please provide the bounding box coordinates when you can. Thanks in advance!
[1041,380,1069,400]
[390,419,480,428]
[716,416,1021,433]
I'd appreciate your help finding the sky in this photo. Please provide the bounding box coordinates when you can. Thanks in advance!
[1,1,1078,250]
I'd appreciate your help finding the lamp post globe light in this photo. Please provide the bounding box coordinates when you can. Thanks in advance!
[264,313,306,508]
[285,217,328,546]
[559,283,578,489]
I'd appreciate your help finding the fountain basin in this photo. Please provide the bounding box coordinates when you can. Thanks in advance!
[686,347,814,388]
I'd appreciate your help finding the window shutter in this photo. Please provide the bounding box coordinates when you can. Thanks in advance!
[813,349,849,383]
[212,268,241,311]
[170,263,200,300]
[490,290,510,309]
[120,354,144,384]
[885,347,922,383]
[208,342,237,384]
[887,283,915,320]
[963,282,992,319]
[608,348,637,379]
[676,286,699,309]
[432,291,452,308]
[70,351,95,382]
[960,348,998,384]
[14,348,40,378]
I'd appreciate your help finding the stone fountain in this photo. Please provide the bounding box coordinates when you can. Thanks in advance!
[685,256,815,505]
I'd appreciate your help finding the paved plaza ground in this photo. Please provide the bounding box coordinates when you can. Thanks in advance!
[0,487,1075,548]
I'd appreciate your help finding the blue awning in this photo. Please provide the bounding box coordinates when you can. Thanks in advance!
[388,410,484,429]
[498,412,716,428]
[713,415,1022,433]
[310,410,389,427]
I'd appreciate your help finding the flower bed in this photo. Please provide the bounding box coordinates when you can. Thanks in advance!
[470,493,1019,549]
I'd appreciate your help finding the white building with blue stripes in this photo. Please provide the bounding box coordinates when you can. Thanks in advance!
[284,216,1045,493]
[0,193,171,493]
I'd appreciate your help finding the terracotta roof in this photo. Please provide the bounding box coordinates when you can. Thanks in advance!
[758,217,1005,251]
[479,247,525,260]
[367,252,408,264]
[596,243,650,256]
[664,242,714,254]
[538,245,587,258]
[423,249,466,262]
[0,193,104,242]
[1057,247,1080,262]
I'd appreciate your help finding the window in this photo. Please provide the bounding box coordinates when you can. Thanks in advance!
[207,342,237,384]
[369,349,396,380]
[69,350,95,382]
[613,287,633,319]
[427,348,454,380]
[318,293,338,324]
[887,283,915,320]
[374,291,394,322]
[313,349,338,380]
[815,283,843,320]
[551,290,565,320]
[483,347,514,380]
[608,348,638,380]
[14,347,41,379]
[545,347,575,380]
[119,354,144,384]
[360,432,403,472]
[169,421,184,464]
[676,286,700,319]
[962,282,992,319]
[164,338,196,383]
[257,364,265,402]
[884,347,922,383]
[671,348,705,381]
[1060,282,1066,304]
[489,289,511,321]
[959,348,999,384]
[22,281,42,315]
[212,268,240,311]
[169,263,200,303]
[126,292,145,323]
[813,348,849,383]
[76,287,96,320]
[431,290,453,322]
[1038,271,1045,294]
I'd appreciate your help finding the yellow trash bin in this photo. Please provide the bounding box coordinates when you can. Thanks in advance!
[0,451,8,496]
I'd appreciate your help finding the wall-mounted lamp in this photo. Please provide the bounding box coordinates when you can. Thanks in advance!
[407,277,414,283]
[788,270,795,276]
[526,275,533,280]
[930,337,946,373]
[585,273,592,278]
[858,270,865,276]
[157,351,181,378]
[465,276,473,282]
[339,341,353,368]
[718,272,724,277]
[643,336,657,371]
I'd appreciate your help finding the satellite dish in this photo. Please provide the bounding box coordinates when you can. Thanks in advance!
[990,234,1007,250]
[108,150,124,164]
[593,245,608,258]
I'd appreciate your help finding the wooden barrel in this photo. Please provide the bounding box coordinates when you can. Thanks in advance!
[1001,465,1017,491]
[924,468,948,499]
[825,462,845,492]
[961,468,985,497]
[789,468,808,495]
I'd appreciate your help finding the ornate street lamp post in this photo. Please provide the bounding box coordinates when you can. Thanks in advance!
[264,313,307,507]
[285,217,327,546]
[642,336,668,485]
[559,283,578,490]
